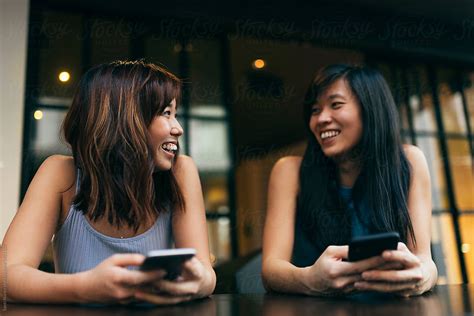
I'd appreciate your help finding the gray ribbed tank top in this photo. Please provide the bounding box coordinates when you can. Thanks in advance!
[52,172,173,273]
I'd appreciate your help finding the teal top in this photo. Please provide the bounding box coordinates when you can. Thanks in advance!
[338,186,370,237]
[291,186,371,267]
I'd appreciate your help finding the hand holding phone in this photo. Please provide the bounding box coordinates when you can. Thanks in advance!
[140,248,196,280]
[348,232,400,262]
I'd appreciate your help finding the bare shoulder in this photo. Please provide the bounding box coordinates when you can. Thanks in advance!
[403,144,428,169]
[173,155,201,188]
[272,156,302,178]
[35,155,76,192]
[402,144,431,190]
[269,156,302,195]
[174,154,198,175]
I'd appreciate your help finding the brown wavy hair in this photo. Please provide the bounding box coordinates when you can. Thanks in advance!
[62,60,184,231]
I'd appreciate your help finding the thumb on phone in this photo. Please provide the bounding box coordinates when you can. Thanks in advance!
[107,253,146,267]
[325,245,349,260]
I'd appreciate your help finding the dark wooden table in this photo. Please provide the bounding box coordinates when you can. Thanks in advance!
[3,284,474,315]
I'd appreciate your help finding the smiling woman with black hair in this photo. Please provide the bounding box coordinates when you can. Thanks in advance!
[262,64,437,297]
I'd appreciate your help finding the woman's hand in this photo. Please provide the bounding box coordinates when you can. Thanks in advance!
[302,245,386,296]
[77,254,164,303]
[135,257,212,305]
[355,242,431,296]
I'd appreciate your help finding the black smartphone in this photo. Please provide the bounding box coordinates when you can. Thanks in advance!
[140,248,196,280]
[348,232,400,261]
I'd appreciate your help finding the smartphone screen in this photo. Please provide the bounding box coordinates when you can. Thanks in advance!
[140,248,196,279]
[348,232,400,261]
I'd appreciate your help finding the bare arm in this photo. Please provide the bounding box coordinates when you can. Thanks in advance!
[404,145,438,291]
[135,155,216,303]
[3,156,82,302]
[261,156,310,294]
[172,155,216,295]
[3,156,160,303]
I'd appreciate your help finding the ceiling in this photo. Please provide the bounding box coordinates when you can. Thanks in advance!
[33,0,474,25]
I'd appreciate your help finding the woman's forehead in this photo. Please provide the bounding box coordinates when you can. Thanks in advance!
[314,80,354,105]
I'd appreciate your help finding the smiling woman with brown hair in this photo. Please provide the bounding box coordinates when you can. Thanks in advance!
[3,60,215,305]
[62,60,184,235]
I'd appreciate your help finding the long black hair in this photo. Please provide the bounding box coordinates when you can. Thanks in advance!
[297,64,415,246]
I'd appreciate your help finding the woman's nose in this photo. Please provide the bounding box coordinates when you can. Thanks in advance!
[171,119,183,136]
[317,109,332,125]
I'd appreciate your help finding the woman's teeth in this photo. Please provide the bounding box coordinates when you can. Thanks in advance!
[320,130,340,140]
[162,143,178,153]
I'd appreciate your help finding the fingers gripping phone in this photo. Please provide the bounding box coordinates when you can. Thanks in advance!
[348,232,400,262]
[140,248,196,280]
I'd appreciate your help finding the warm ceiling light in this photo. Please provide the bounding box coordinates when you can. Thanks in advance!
[58,71,70,82]
[173,43,182,53]
[253,59,265,69]
[34,110,43,120]
[462,243,470,253]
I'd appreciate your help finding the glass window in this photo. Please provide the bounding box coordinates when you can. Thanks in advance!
[463,72,474,130]
[431,213,463,284]
[144,37,180,75]
[374,63,393,87]
[32,108,69,156]
[398,69,412,131]
[406,94,420,133]
[460,214,474,284]
[399,104,411,132]
[90,17,131,65]
[447,139,474,210]
[416,136,450,210]
[188,119,230,172]
[38,11,82,98]
[189,105,226,118]
[188,39,226,116]
[207,219,231,263]
[200,172,229,214]
[438,68,468,134]
[185,38,233,259]
[413,67,438,132]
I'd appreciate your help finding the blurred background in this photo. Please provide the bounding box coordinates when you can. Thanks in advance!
[1,0,473,291]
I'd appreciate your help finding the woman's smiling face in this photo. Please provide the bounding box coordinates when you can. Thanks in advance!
[148,98,183,170]
[309,78,363,160]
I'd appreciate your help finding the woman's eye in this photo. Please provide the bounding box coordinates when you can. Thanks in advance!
[162,110,171,116]
[311,108,321,115]
[332,102,343,108]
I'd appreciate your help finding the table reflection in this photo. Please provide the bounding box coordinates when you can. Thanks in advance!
[3,285,473,316]
[262,292,444,316]
[5,297,216,316]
